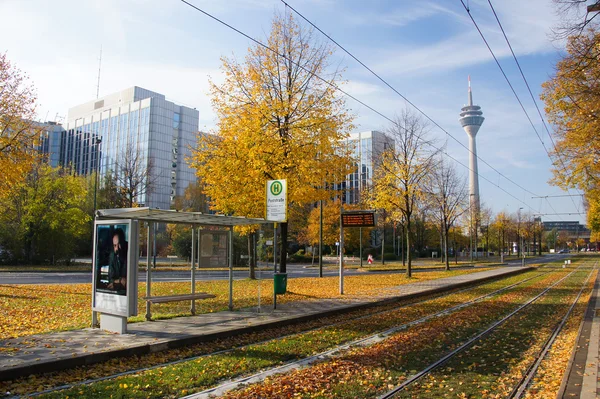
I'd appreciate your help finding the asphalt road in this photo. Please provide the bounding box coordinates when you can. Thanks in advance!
[0,254,565,285]
[0,264,421,284]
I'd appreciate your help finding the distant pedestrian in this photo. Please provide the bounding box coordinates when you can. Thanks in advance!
[367,254,374,265]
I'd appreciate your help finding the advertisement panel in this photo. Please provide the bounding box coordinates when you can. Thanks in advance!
[92,219,138,317]
[266,179,287,222]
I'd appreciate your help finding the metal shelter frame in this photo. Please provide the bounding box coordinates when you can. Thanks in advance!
[94,207,272,323]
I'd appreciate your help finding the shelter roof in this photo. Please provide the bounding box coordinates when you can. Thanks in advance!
[95,207,271,226]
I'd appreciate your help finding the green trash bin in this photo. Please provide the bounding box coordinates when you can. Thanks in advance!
[274,273,287,295]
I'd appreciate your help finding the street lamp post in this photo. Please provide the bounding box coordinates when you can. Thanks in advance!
[93,137,102,213]
[91,136,102,329]
[518,207,524,266]
[319,199,323,277]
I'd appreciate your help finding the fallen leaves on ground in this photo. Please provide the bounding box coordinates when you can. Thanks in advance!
[0,269,483,340]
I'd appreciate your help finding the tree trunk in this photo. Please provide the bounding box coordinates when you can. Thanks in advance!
[440,221,444,264]
[406,218,412,277]
[381,227,385,265]
[401,224,405,267]
[444,228,450,271]
[280,222,288,273]
[248,234,255,279]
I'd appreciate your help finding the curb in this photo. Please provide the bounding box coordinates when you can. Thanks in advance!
[556,271,600,398]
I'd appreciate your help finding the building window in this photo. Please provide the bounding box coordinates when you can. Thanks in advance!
[173,112,181,129]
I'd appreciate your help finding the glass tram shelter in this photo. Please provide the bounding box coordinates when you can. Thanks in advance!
[91,207,271,334]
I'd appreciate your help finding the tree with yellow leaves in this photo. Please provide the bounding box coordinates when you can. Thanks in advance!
[192,13,354,273]
[541,29,600,233]
[0,53,40,197]
[492,211,511,256]
[300,199,370,253]
[371,110,438,277]
[427,157,468,270]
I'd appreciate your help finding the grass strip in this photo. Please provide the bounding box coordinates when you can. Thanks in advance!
[219,269,573,398]
[21,270,549,398]
[394,268,595,399]
[0,269,484,340]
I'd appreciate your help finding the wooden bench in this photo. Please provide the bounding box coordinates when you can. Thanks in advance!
[143,293,216,304]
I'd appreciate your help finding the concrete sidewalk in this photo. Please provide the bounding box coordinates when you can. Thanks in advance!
[558,270,600,398]
[0,266,531,382]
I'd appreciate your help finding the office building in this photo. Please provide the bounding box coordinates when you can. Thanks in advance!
[342,130,394,204]
[60,87,199,210]
[543,220,590,242]
[36,121,65,168]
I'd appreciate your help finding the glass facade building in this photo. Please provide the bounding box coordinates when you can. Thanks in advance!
[54,87,199,210]
[36,121,64,168]
[341,130,394,204]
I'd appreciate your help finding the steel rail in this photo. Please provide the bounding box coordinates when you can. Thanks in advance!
[184,270,553,398]
[378,266,585,399]
[508,261,598,398]
[20,270,548,398]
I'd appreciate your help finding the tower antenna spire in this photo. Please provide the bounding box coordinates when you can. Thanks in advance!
[468,75,473,106]
[96,45,102,99]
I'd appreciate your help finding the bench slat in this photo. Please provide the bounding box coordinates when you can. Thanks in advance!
[143,293,216,304]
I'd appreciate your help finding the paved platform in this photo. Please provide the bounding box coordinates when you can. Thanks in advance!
[0,266,531,382]
[559,269,600,398]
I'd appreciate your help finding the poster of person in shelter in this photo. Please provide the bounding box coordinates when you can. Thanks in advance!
[95,224,129,296]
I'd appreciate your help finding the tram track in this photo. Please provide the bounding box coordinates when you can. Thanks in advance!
[184,269,556,399]
[212,264,590,399]
[507,261,597,399]
[13,268,551,398]
[378,263,595,399]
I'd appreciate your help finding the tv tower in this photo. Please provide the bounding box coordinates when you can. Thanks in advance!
[459,76,485,214]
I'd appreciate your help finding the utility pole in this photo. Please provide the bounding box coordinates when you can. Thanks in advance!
[93,138,102,213]
[518,207,524,266]
[319,199,323,277]
[339,203,344,295]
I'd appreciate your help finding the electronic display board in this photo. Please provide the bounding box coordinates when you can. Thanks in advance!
[341,211,376,227]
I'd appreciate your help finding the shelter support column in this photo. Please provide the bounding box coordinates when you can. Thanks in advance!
[229,226,234,311]
[92,219,98,328]
[339,205,344,295]
[145,222,153,321]
[191,226,196,315]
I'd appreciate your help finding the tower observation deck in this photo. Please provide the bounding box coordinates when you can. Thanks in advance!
[459,77,484,214]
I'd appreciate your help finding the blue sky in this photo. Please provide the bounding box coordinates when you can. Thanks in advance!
[0,0,587,224]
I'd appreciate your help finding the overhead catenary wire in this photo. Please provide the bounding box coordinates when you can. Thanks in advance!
[458,0,548,155]
[280,0,542,203]
[485,0,583,213]
[459,0,582,221]
[177,0,540,213]
[546,198,566,221]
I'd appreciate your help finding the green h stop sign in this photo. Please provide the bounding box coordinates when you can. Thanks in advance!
[270,181,283,196]
[266,179,287,222]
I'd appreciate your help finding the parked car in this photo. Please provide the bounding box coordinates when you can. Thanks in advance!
[558,249,569,254]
